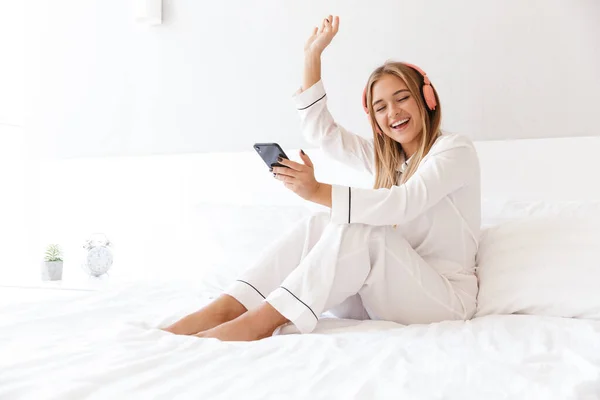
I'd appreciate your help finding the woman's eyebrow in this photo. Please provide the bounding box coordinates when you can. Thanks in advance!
[372,89,410,106]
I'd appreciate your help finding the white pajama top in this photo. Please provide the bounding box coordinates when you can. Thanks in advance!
[292,79,482,279]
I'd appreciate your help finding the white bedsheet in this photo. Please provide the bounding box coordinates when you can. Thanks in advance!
[2,281,600,400]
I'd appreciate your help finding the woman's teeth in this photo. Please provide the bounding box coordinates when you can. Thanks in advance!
[391,118,410,130]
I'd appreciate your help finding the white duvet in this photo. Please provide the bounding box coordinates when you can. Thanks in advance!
[2,281,600,400]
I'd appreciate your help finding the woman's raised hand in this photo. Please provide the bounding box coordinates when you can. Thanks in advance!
[304,15,340,57]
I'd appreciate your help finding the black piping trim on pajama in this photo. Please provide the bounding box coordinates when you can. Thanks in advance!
[348,187,351,223]
[236,280,265,299]
[297,94,327,111]
[280,286,319,321]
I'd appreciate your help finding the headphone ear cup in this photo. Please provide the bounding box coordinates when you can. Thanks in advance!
[422,84,437,111]
[363,85,383,135]
[362,86,369,114]
[404,62,438,111]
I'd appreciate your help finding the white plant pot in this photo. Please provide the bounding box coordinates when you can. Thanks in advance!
[42,261,63,281]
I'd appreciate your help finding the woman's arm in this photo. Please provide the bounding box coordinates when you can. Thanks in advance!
[294,77,375,174]
[296,16,375,174]
[302,15,335,87]
[327,136,480,226]
[303,52,322,92]
[275,136,479,228]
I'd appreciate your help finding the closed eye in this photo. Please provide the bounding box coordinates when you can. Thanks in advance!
[376,96,410,112]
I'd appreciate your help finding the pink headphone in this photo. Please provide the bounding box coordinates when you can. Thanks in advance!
[362,63,437,133]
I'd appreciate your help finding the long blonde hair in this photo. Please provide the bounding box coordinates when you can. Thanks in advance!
[365,61,442,189]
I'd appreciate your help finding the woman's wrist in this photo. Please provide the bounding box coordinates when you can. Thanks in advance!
[304,50,322,61]
[308,182,332,208]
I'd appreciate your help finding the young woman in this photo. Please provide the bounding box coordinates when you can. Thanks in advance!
[162,15,480,341]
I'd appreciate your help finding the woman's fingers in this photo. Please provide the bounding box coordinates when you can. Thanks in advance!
[298,150,314,168]
[331,16,339,34]
[304,26,319,50]
[276,158,306,172]
[274,171,299,187]
[275,173,294,183]
[318,17,326,35]
[322,16,331,34]
[273,167,297,178]
[308,15,339,53]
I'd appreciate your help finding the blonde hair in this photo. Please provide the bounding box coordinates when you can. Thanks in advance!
[364,61,442,189]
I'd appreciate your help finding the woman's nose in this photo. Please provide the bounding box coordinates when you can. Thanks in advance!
[388,105,402,119]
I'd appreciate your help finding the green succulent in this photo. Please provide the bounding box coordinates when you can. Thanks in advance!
[44,244,63,262]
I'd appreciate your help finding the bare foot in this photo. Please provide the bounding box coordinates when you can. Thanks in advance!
[195,302,289,342]
[162,295,247,335]
[195,315,264,341]
[161,312,224,335]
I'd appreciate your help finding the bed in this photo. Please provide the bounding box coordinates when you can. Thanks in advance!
[2,135,600,399]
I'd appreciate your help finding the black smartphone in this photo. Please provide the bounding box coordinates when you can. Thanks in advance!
[253,143,290,171]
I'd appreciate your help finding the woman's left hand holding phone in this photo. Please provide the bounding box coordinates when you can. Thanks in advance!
[273,150,321,201]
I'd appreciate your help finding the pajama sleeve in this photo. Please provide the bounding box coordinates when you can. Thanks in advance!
[293,80,375,174]
[329,139,479,226]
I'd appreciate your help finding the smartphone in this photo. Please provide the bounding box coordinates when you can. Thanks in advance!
[253,143,290,171]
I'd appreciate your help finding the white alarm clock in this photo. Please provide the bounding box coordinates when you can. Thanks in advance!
[82,233,113,277]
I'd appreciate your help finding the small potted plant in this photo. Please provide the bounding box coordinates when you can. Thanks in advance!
[42,244,63,281]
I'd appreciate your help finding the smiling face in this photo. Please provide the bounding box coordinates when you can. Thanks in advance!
[371,73,423,158]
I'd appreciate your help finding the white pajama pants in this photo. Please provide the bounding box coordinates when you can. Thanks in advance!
[225,212,477,334]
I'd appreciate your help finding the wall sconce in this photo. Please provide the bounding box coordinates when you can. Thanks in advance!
[134,0,162,26]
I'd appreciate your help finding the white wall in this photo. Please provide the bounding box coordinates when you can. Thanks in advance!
[23,0,600,159]
[0,2,34,276]
[0,125,32,278]
[0,2,24,126]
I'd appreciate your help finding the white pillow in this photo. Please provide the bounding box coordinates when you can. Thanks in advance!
[481,199,600,228]
[475,215,600,319]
